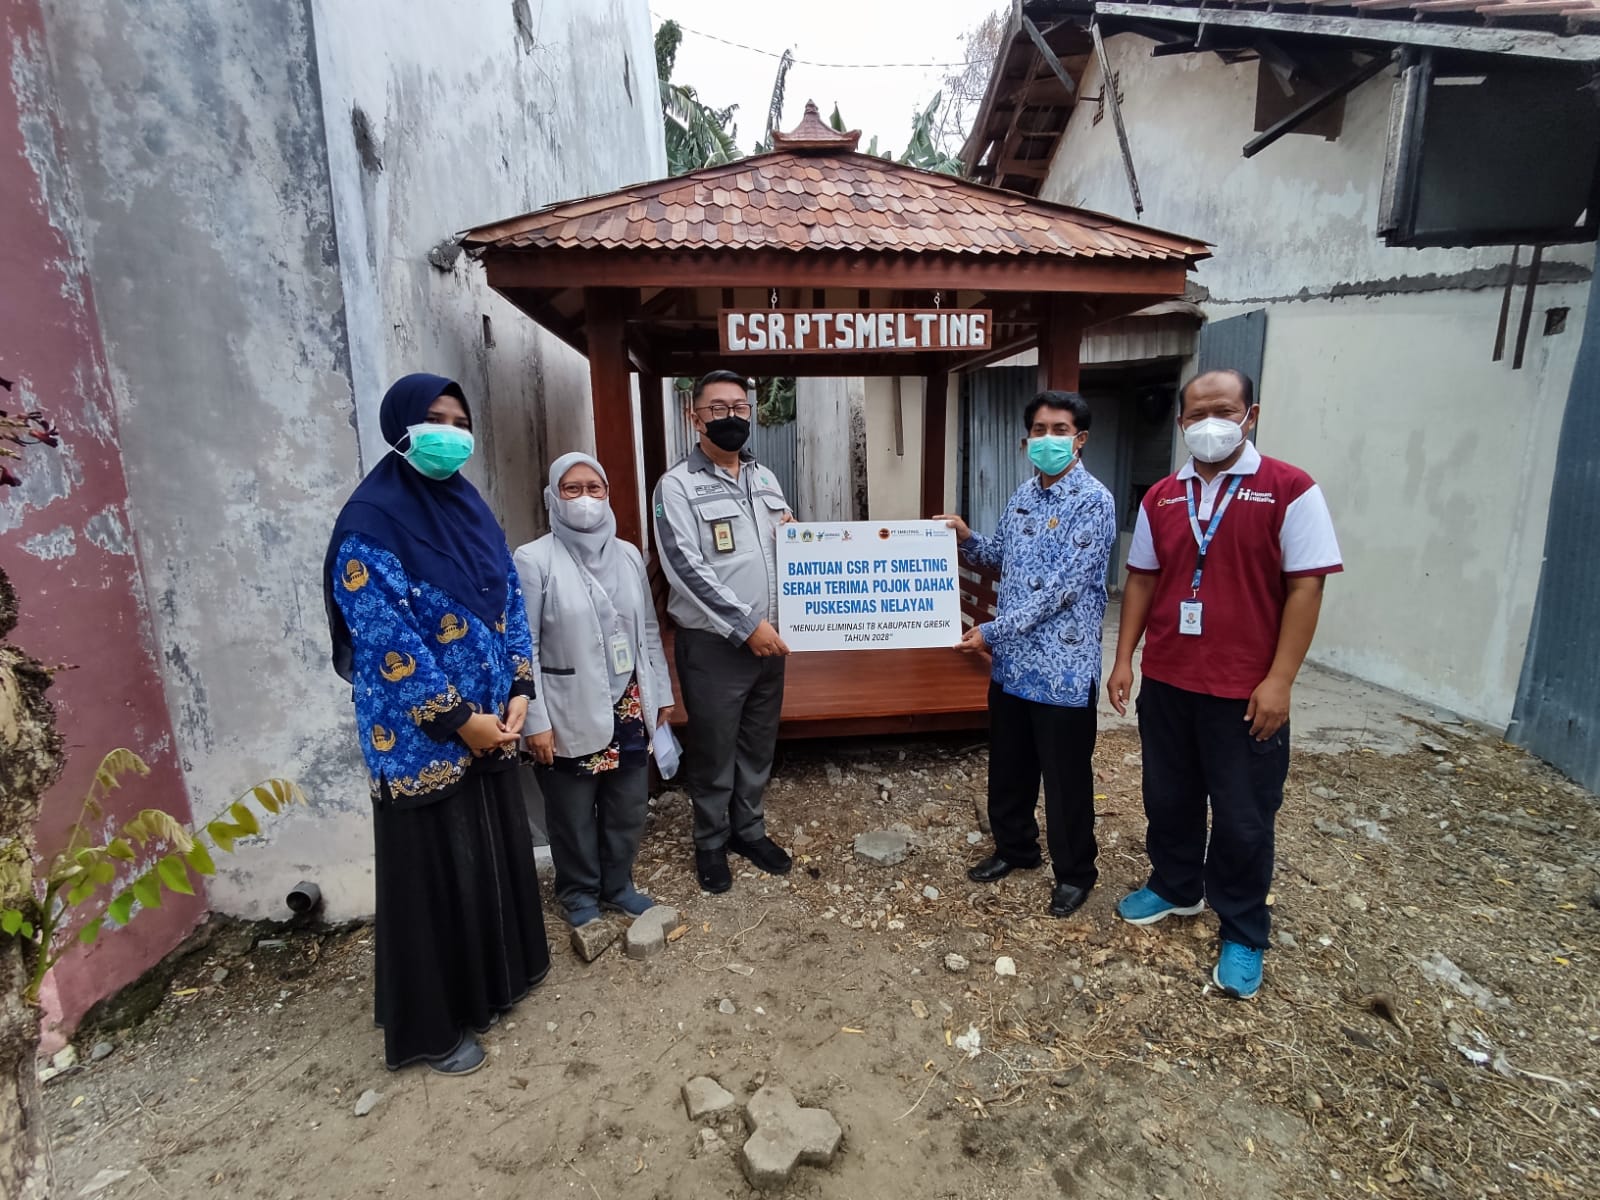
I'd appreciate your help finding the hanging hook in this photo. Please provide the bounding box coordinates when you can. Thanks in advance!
[770,287,779,309]
[933,290,942,309]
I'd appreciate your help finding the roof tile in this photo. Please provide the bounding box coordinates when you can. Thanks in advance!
[462,150,1208,264]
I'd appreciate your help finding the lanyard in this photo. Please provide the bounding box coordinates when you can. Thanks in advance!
[1185,473,1243,596]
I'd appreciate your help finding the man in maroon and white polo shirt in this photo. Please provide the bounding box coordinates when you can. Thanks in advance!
[1106,368,1341,999]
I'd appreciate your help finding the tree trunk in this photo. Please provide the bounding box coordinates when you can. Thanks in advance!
[0,567,62,1198]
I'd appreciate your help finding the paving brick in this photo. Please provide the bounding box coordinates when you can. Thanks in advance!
[739,1085,842,1189]
[624,904,681,960]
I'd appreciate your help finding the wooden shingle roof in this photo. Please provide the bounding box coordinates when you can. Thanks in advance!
[462,122,1207,266]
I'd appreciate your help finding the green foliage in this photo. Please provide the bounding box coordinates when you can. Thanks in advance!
[0,749,305,1005]
[829,93,964,176]
[898,91,965,176]
[655,19,740,175]
[756,377,796,427]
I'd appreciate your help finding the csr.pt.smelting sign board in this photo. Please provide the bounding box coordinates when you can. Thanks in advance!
[720,308,991,355]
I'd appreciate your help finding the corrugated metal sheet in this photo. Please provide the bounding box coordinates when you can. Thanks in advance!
[1197,310,1268,402]
[751,415,798,505]
[1082,313,1199,367]
[961,367,1034,536]
[1509,273,1600,790]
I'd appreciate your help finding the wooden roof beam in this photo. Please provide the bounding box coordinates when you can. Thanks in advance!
[1022,11,1079,99]
[996,159,1054,179]
[484,251,1194,296]
[1242,49,1395,158]
[1093,2,1600,61]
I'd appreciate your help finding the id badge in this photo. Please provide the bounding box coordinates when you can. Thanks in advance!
[712,520,735,553]
[1178,600,1203,637]
[609,633,634,675]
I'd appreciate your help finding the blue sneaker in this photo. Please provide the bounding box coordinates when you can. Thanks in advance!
[1212,940,1264,999]
[601,887,655,917]
[1116,886,1205,926]
[564,902,602,928]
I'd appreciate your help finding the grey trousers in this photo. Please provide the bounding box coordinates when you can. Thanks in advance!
[537,765,648,916]
[674,626,786,850]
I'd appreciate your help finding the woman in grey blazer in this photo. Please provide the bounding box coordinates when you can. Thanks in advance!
[513,452,675,928]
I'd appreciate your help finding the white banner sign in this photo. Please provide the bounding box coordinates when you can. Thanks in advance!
[777,520,963,652]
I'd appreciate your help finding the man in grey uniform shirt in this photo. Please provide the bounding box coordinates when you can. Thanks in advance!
[653,370,794,893]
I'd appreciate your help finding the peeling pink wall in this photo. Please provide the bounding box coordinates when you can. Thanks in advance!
[1,0,204,1047]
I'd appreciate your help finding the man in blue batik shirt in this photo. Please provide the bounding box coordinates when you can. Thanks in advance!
[938,390,1118,919]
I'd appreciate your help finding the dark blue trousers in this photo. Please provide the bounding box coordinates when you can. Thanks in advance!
[1136,676,1289,949]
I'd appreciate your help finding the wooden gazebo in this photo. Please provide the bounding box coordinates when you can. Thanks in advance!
[462,102,1208,737]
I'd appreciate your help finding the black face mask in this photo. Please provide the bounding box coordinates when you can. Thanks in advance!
[703,415,750,452]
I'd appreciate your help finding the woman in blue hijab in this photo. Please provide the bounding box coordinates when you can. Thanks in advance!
[326,374,548,1075]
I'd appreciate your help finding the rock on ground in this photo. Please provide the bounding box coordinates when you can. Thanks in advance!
[853,830,911,867]
[353,1089,384,1117]
[682,1075,737,1121]
[571,919,619,963]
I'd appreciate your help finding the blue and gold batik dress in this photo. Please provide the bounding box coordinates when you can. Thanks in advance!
[332,531,549,1068]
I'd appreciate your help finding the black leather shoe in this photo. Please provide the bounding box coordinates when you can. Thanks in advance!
[696,848,732,894]
[966,853,1040,884]
[727,834,793,876]
[1049,883,1092,918]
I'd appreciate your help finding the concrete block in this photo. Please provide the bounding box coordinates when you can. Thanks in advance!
[682,1075,736,1121]
[625,904,681,960]
[739,1085,842,1189]
[853,831,910,867]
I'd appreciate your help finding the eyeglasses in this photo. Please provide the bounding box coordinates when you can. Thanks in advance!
[558,481,609,498]
[697,402,753,420]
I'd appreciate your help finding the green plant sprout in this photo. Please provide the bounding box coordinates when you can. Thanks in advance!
[0,749,304,1003]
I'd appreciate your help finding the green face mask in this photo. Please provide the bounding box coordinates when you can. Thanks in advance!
[398,423,474,480]
[1027,434,1077,477]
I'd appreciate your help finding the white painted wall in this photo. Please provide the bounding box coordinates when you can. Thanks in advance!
[1037,33,1593,726]
[864,376,959,519]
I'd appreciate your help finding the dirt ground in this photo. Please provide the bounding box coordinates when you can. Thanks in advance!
[42,721,1600,1200]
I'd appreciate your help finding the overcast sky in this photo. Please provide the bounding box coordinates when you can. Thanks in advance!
[650,1,1004,157]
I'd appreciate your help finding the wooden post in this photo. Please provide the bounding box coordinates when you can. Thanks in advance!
[1038,295,1082,392]
[585,287,643,547]
[640,373,668,502]
[919,370,949,518]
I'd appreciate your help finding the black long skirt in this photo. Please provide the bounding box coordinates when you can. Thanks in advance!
[373,765,550,1068]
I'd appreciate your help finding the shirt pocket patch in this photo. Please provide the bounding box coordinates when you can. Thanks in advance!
[696,499,748,556]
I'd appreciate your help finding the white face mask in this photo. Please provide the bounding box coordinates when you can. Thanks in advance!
[1182,415,1248,464]
[559,495,609,531]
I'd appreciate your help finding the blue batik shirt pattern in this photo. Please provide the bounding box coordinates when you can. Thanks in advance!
[959,467,1118,708]
[332,533,535,801]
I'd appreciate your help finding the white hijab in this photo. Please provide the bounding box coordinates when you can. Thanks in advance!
[545,452,642,698]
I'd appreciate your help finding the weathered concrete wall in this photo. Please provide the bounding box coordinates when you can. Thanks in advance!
[2,0,203,1042]
[795,376,863,522]
[309,0,666,550]
[1039,36,1592,726]
[36,0,365,918]
[299,0,664,911]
